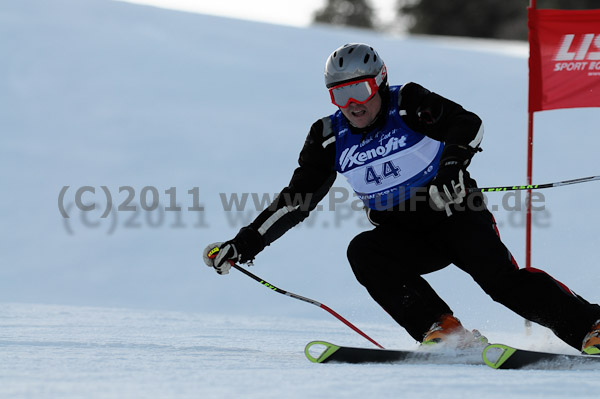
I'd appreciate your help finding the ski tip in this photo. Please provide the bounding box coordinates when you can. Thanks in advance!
[482,344,517,369]
[304,341,340,363]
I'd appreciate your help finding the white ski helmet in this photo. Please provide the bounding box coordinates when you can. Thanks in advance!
[324,43,387,89]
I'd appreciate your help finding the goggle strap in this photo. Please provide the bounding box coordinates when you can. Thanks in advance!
[375,65,387,87]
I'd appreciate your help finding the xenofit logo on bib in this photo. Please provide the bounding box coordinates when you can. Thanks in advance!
[339,135,407,171]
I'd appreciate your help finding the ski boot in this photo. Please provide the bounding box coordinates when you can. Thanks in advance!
[582,319,600,355]
[422,314,488,349]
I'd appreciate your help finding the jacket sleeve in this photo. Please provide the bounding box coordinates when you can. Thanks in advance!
[231,118,337,263]
[398,82,483,163]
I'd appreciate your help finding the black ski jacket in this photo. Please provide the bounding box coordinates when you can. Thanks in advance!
[231,82,483,263]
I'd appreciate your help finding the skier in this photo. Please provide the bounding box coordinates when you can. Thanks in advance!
[203,43,600,355]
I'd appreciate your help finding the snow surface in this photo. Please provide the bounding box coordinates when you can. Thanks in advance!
[1,0,599,397]
[2,303,599,399]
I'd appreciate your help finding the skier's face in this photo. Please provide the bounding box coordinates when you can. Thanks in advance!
[339,92,382,129]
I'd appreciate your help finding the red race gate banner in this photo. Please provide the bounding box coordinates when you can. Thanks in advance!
[528,8,600,112]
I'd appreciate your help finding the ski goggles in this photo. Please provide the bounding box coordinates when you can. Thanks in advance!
[328,65,387,108]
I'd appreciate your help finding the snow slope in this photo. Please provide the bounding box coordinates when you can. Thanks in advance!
[1,0,599,397]
[2,303,599,399]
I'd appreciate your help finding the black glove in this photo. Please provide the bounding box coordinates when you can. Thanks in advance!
[203,227,264,275]
[429,145,474,215]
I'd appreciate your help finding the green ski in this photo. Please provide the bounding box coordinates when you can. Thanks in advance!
[305,341,484,365]
[482,343,600,370]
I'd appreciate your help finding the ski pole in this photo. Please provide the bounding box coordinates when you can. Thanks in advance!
[229,262,384,349]
[468,175,600,193]
[205,245,384,349]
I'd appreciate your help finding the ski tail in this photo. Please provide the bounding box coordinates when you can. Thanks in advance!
[305,341,341,363]
[482,344,517,369]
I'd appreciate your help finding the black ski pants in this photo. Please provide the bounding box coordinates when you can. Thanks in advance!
[347,204,600,350]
